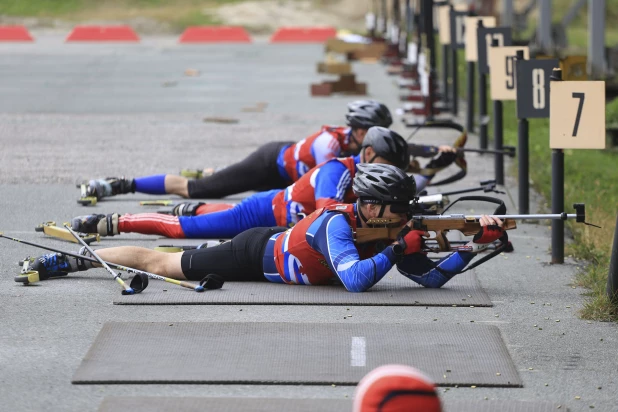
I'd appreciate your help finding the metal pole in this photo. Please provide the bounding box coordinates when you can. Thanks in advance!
[451,41,459,116]
[516,50,529,214]
[466,61,476,132]
[518,118,529,214]
[424,0,437,119]
[443,44,450,106]
[493,100,504,185]
[478,20,488,149]
[588,0,606,79]
[537,0,552,53]
[551,68,564,264]
[606,214,618,301]
[502,0,514,28]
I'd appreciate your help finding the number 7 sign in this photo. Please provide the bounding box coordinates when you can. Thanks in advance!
[550,81,606,149]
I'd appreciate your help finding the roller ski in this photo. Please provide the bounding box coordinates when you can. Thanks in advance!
[155,240,227,253]
[35,221,99,245]
[16,253,75,284]
[179,167,217,179]
[76,177,135,206]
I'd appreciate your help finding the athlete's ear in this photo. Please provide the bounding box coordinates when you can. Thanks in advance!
[362,146,374,162]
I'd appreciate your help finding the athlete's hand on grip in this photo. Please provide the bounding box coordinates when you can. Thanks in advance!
[467,215,504,252]
[393,224,429,255]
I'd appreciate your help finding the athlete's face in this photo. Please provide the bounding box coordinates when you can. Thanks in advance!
[350,128,368,151]
[365,203,408,225]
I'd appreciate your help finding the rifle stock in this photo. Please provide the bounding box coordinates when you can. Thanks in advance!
[355,217,518,244]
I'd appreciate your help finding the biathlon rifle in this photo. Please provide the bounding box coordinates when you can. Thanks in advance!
[405,120,469,186]
[355,203,598,253]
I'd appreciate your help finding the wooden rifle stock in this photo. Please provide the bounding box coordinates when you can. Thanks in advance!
[355,217,517,244]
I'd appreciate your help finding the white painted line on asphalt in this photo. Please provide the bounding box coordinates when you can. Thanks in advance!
[351,336,366,367]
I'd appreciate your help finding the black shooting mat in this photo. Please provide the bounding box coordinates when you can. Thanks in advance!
[113,271,492,306]
[73,322,521,387]
[97,397,566,412]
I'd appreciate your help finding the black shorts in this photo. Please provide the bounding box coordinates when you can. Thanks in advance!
[180,227,287,281]
[187,141,293,199]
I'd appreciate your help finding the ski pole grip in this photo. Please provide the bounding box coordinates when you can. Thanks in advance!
[573,203,586,223]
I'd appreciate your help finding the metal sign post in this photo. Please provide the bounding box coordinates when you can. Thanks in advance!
[477,25,512,150]
[515,55,560,214]
[488,45,530,186]
[464,16,496,134]
[549,70,606,263]
[449,6,468,117]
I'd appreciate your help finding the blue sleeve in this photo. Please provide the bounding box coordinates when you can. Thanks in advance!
[313,160,351,204]
[396,252,475,288]
[309,213,398,292]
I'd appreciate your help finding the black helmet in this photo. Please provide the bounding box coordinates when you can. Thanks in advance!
[353,163,417,204]
[361,126,409,170]
[346,100,393,129]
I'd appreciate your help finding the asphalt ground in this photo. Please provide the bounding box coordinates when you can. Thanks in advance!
[0,35,617,412]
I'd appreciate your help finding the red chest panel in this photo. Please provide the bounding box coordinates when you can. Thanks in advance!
[273,204,358,285]
[281,126,349,181]
[272,156,358,227]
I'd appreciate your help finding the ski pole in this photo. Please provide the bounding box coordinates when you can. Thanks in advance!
[63,225,144,295]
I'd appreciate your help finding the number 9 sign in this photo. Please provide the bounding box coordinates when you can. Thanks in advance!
[488,46,529,101]
[550,81,606,149]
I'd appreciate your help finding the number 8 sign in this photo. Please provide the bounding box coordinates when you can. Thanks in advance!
[516,59,559,119]
[550,81,606,149]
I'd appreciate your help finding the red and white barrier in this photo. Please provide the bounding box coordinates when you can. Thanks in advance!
[0,26,34,42]
[66,26,140,42]
[270,27,337,43]
[179,26,251,43]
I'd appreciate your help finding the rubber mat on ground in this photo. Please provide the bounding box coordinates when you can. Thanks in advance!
[74,322,520,387]
[98,397,566,412]
[113,271,492,307]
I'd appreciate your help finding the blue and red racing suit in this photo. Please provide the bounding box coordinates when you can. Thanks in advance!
[277,126,351,182]
[118,156,361,239]
[261,204,475,291]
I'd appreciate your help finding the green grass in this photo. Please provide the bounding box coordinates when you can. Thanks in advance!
[447,11,618,321]
[0,0,246,31]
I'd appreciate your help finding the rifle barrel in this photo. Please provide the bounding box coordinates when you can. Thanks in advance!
[412,213,576,220]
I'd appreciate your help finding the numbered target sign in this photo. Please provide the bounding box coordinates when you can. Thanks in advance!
[550,81,606,149]
[477,27,512,74]
[488,46,529,101]
[438,3,467,45]
[449,9,468,50]
[464,16,496,62]
[516,59,559,119]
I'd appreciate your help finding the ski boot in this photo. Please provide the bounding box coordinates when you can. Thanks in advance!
[77,177,135,206]
[71,213,119,237]
[15,253,71,284]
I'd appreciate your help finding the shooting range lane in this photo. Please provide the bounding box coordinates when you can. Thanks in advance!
[73,322,521,387]
[97,396,562,412]
[112,271,491,306]
[1,26,617,412]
